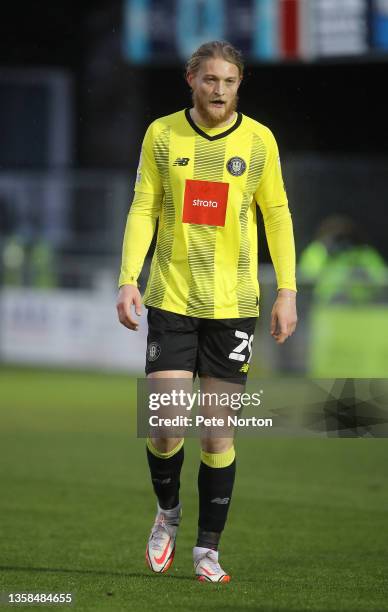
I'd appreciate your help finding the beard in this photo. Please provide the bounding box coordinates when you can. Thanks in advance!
[192,90,238,127]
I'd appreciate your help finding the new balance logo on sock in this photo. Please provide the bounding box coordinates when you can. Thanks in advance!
[152,477,172,485]
[210,497,230,505]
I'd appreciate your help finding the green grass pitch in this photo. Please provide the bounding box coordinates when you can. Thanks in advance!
[0,367,387,611]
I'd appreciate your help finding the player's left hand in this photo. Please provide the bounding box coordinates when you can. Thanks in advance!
[270,289,297,344]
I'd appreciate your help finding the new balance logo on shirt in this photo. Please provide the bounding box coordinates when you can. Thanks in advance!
[173,157,190,166]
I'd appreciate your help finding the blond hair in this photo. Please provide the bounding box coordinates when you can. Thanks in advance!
[185,41,244,78]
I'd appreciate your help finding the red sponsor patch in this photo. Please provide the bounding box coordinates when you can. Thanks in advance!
[182,179,229,227]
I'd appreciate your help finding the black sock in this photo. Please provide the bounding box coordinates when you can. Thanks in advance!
[197,459,236,548]
[146,444,184,510]
[196,529,221,551]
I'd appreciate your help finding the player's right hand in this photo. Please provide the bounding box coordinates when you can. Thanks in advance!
[116,284,142,331]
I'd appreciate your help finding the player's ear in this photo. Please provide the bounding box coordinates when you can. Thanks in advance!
[186,71,195,88]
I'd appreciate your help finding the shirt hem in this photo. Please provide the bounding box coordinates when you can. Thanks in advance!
[144,301,259,319]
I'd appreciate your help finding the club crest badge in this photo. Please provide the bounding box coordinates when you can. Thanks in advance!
[147,342,161,361]
[226,157,246,177]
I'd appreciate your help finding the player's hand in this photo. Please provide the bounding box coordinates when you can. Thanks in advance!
[270,289,297,344]
[116,284,142,331]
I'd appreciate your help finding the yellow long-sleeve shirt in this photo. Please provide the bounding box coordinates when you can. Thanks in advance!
[119,109,296,318]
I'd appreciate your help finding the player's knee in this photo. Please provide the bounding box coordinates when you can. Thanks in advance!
[200,438,234,454]
[150,437,184,454]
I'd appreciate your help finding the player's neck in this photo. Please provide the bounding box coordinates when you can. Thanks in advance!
[190,107,236,129]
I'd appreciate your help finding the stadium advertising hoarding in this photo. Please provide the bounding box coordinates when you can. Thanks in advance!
[372,0,388,48]
[0,289,147,371]
[123,0,388,63]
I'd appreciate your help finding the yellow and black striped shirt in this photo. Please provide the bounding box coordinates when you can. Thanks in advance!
[119,109,296,318]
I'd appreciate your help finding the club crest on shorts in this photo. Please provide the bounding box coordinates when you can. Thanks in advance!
[147,342,161,362]
[226,156,246,176]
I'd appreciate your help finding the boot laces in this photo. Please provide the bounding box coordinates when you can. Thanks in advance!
[150,513,172,551]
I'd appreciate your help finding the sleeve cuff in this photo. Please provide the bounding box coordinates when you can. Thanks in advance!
[277,284,297,293]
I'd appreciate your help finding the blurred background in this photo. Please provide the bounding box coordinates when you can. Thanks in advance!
[1,0,388,377]
[1,4,388,607]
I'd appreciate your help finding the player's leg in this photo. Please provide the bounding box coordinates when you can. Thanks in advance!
[147,369,192,513]
[193,316,257,582]
[145,371,192,573]
[144,307,198,573]
[194,376,237,582]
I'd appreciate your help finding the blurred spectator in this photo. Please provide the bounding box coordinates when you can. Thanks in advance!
[30,239,56,289]
[1,235,25,286]
[1,236,56,288]
[1,195,56,288]
[299,215,388,377]
[299,215,386,304]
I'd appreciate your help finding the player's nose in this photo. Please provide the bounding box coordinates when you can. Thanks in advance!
[214,82,225,96]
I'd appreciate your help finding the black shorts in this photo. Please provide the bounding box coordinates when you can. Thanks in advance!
[145,307,257,380]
